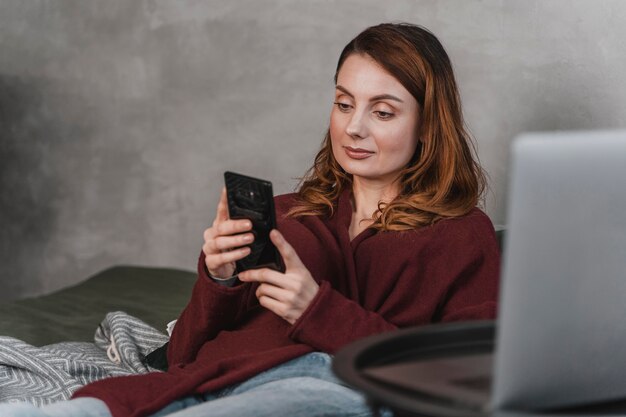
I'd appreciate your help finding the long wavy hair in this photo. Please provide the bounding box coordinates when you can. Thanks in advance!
[287,23,486,230]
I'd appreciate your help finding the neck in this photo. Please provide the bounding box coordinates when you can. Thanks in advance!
[350,176,400,222]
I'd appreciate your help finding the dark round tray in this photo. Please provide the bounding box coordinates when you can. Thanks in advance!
[332,320,496,417]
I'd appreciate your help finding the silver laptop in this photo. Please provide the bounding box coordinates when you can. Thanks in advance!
[493,129,626,411]
[360,130,626,414]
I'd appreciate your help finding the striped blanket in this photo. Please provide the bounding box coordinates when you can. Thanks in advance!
[0,312,168,405]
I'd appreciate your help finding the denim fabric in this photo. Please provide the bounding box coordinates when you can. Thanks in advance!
[0,353,389,417]
[0,398,110,417]
[149,352,379,417]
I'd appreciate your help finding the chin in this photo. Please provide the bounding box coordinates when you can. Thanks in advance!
[336,159,370,176]
[341,165,382,181]
[338,161,401,184]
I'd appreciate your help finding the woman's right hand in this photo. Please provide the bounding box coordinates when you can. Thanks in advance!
[202,187,254,278]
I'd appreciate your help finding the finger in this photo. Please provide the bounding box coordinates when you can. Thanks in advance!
[205,247,251,270]
[215,219,253,236]
[215,187,229,223]
[255,283,292,304]
[269,229,303,270]
[257,295,289,322]
[238,268,285,287]
[209,233,254,253]
[203,227,215,243]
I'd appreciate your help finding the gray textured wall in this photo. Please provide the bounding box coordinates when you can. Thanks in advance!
[1,1,625,300]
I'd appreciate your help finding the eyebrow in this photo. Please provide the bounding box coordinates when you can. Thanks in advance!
[335,85,404,104]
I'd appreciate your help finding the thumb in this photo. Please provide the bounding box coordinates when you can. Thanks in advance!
[270,229,303,270]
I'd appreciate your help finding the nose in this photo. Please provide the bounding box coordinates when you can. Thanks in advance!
[345,110,367,139]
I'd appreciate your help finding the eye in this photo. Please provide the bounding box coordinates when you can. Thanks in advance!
[374,110,394,120]
[334,102,352,112]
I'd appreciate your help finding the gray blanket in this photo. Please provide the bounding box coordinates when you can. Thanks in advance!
[0,311,168,405]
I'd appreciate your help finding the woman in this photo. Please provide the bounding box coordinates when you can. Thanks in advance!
[1,22,499,417]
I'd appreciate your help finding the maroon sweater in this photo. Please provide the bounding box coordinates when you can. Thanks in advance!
[73,189,500,417]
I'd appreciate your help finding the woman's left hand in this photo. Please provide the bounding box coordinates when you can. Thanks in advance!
[238,229,319,325]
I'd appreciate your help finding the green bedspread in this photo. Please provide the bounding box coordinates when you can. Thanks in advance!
[0,266,196,346]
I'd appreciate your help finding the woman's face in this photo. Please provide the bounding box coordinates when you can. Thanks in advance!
[330,53,420,185]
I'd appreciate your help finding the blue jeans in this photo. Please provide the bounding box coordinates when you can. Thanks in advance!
[0,352,386,417]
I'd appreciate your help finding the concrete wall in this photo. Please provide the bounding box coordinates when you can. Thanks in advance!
[1,1,625,300]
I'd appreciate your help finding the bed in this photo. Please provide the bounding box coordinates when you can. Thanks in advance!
[0,265,195,347]
[0,266,197,405]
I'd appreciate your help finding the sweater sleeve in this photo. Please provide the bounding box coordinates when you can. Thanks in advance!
[166,251,256,365]
[287,281,397,353]
[437,217,500,323]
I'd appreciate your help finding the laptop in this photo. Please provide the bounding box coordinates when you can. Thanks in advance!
[360,130,626,413]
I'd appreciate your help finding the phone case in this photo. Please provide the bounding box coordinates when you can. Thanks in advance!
[224,171,284,272]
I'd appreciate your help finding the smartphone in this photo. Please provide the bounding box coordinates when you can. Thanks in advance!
[224,171,284,273]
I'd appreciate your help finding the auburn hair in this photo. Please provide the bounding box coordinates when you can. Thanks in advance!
[287,23,486,230]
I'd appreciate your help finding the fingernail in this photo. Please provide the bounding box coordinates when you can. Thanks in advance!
[243,234,252,242]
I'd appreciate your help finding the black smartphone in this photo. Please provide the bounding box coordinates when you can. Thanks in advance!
[224,171,284,273]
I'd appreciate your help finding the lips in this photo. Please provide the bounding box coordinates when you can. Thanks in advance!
[344,146,374,160]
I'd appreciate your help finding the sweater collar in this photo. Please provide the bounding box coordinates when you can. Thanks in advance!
[335,186,377,248]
